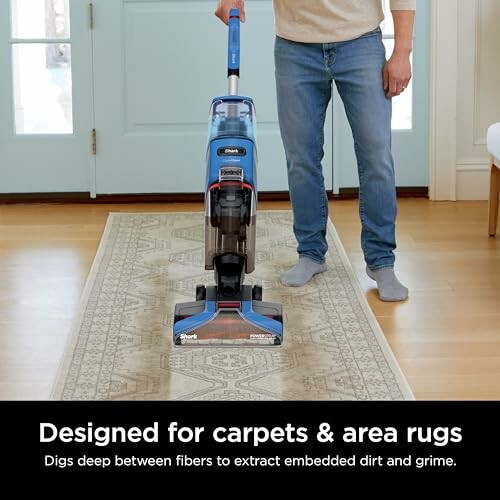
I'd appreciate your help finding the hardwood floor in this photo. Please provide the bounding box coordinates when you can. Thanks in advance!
[0,199,498,400]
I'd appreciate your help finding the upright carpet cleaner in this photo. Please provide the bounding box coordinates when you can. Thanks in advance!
[173,9,283,346]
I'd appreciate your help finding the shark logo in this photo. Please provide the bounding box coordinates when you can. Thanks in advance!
[218,147,246,157]
[180,333,198,340]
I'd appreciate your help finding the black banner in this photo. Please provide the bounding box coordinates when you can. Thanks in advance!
[1,401,499,479]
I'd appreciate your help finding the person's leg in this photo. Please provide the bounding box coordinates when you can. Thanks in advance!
[331,28,407,301]
[274,36,331,286]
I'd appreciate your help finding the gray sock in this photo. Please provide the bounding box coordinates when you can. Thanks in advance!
[281,257,327,287]
[366,266,408,302]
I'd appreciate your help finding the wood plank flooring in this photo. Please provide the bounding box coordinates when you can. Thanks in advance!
[0,200,498,399]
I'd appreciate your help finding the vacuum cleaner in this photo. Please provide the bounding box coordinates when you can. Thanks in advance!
[173,9,283,346]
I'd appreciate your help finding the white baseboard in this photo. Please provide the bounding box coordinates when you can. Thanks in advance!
[456,164,490,200]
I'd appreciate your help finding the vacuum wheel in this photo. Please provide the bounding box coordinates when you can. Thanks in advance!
[272,314,283,324]
[273,314,283,346]
[252,285,263,301]
[196,285,206,301]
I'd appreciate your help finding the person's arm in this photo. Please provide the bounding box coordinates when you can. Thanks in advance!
[383,10,415,98]
[215,0,246,25]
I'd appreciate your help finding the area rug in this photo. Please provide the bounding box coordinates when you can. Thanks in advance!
[51,211,413,400]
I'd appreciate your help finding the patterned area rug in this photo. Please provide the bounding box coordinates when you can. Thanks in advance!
[52,211,413,400]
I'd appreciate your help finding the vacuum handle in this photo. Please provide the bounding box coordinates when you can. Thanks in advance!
[227,8,240,95]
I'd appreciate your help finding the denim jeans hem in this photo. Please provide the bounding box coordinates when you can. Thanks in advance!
[298,253,326,265]
[367,264,394,272]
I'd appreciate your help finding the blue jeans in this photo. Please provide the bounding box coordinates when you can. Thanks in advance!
[274,28,397,270]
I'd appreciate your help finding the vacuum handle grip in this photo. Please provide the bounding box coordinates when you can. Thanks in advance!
[227,8,240,77]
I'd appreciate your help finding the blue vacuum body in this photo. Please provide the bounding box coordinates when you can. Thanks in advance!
[173,10,283,346]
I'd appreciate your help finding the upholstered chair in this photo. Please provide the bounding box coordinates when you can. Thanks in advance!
[487,123,500,236]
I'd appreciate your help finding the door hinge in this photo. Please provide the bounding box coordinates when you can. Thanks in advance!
[89,2,94,30]
[92,128,97,155]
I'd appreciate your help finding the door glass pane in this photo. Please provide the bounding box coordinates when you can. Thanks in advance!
[12,43,73,134]
[383,39,413,130]
[380,0,414,130]
[11,0,70,39]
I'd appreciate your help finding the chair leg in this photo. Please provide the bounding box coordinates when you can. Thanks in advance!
[489,163,500,237]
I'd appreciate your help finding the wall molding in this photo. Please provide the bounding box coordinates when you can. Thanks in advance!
[429,0,458,200]
[473,0,485,146]
[429,0,494,200]
[456,164,489,172]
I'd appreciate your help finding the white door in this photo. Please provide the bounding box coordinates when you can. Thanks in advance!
[0,0,94,193]
[91,0,332,194]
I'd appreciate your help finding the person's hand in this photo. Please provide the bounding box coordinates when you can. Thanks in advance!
[383,50,412,98]
[215,0,246,25]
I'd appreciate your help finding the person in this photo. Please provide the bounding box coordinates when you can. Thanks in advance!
[215,0,414,302]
